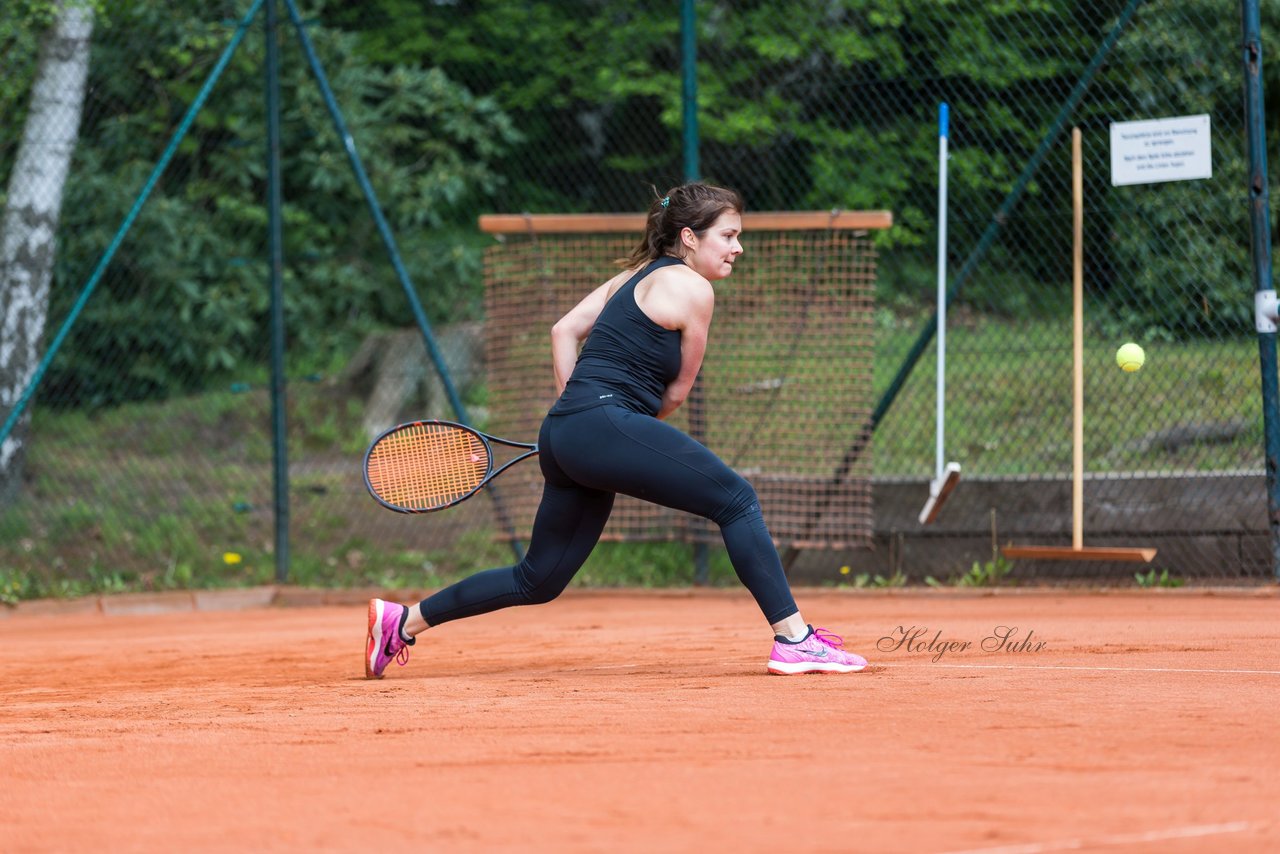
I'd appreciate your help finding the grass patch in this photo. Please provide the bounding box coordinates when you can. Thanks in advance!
[873,313,1260,476]
[1135,568,1185,589]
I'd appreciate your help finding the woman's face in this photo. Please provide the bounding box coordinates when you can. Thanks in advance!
[682,210,743,281]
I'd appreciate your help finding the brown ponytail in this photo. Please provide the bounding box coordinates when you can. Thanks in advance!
[620,182,744,268]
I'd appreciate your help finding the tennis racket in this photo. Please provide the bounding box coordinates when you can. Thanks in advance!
[364,420,539,514]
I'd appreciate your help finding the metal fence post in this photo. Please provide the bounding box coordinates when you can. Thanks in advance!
[265,0,290,583]
[681,0,712,585]
[1242,0,1280,580]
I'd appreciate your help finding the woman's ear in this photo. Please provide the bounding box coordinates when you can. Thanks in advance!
[680,226,697,251]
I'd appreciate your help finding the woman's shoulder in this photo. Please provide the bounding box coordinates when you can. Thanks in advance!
[639,263,713,329]
[650,260,712,295]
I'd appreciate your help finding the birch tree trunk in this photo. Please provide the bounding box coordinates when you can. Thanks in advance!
[0,1,94,505]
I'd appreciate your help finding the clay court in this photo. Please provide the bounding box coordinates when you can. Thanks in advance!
[1,587,1277,853]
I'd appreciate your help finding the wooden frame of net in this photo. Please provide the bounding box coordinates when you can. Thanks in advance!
[478,210,892,550]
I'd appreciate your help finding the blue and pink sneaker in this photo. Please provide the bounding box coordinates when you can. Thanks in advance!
[768,626,867,675]
[365,598,414,679]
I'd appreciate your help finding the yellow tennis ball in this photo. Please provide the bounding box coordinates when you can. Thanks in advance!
[1116,342,1145,372]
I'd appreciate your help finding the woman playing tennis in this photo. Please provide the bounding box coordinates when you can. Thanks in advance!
[366,182,868,678]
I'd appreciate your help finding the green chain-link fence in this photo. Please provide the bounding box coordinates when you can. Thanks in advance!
[1,0,1275,601]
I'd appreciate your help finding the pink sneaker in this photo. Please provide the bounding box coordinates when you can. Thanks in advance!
[365,599,413,679]
[768,626,867,675]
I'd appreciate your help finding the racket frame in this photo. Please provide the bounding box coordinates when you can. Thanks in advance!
[363,419,539,514]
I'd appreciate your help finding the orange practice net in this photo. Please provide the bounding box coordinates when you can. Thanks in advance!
[479,211,888,549]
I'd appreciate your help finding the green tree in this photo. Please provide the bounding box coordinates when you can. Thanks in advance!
[31,0,518,406]
[321,0,681,212]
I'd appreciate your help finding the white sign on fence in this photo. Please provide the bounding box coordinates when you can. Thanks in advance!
[1109,114,1212,186]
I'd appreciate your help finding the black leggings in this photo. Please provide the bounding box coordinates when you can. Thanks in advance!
[420,405,799,626]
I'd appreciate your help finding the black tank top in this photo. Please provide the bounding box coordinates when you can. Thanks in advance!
[548,256,685,417]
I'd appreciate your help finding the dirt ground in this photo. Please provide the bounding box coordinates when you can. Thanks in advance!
[1,587,1277,853]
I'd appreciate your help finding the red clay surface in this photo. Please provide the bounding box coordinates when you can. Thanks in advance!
[2,588,1278,853]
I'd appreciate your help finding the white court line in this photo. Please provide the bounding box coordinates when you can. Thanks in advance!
[940,820,1262,854]
[882,661,1280,676]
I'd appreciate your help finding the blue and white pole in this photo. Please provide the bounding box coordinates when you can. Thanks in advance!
[935,102,949,487]
[920,103,962,525]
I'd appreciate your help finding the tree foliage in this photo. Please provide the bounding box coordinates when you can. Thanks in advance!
[5,0,519,406]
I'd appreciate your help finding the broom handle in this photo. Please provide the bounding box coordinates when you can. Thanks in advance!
[1072,127,1084,551]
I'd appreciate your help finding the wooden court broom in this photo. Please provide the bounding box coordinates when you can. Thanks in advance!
[1001,128,1156,563]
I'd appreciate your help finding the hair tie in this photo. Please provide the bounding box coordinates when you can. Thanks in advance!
[660,196,670,209]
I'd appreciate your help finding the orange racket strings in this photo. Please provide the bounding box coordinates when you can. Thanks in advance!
[366,424,490,509]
